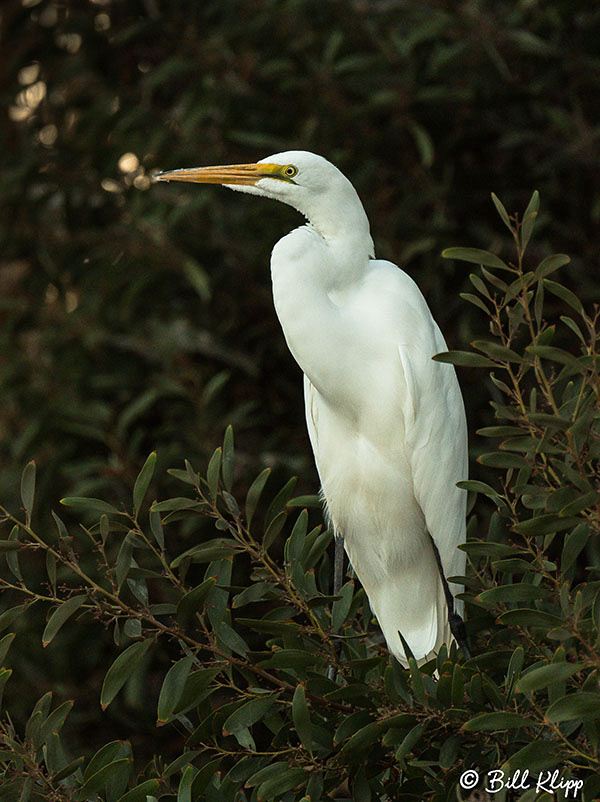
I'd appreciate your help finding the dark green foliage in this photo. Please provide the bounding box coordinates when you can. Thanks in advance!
[2,195,600,798]
[2,1,600,799]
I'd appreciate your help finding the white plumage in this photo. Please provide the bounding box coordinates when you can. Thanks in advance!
[157,151,468,664]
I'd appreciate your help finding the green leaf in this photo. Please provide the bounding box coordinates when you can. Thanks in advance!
[98,514,109,545]
[177,766,197,802]
[163,750,202,778]
[60,497,122,515]
[477,584,549,604]
[546,692,600,722]
[148,509,165,551]
[77,758,132,801]
[259,649,324,669]
[46,552,57,590]
[176,577,217,625]
[133,451,156,516]
[100,639,153,710]
[459,542,514,558]
[302,528,333,570]
[334,711,372,746]
[263,509,288,551]
[528,411,571,430]
[287,494,322,508]
[534,279,544,327]
[477,452,528,469]
[460,292,489,313]
[502,740,560,772]
[292,685,312,753]
[171,538,241,567]
[116,780,161,802]
[182,258,210,301]
[432,350,495,367]
[246,761,289,789]
[173,669,221,715]
[20,460,36,526]
[222,694,278,735]
[536,254,570,279]
[168,468,196,486]
[491,193,513,232]
[42,595,87,647]
[116,532,135,590]
[442,247,511,270]
[543,278,584,316]
[206,447,222,498]
[516,662,583,693]
[39,700,73,744]
[520,190,539,250]
[338,721,383,761]
[222,425,234,491]
[244,467,271,525]
[150,497,200,513]
[53,756,86,782]
[19,777,34,802]
[332,580,354,633]
[561,523,589,573]
[5,526,21,582]
[264,477,297,526]
[408,122,434,167]
[478,425,523,436]
[0,633,15,665]
[157,656,194,725]
[456,480,503,502]
[439,734,461,771]
[232,582,276,608]
[149,509,164,549]
[215,621,249,657]
[498,609,563,628]
[513,514,581,536]
[462,712,529,731]
[560,314,584,341]
[0,667,12,709]
[407,653,426,704]
[472,340,523,362]
[526,345,581,367]
[482,266,509,291]
[257,769,306,801]
[0,605,25,633]
[395,723,423,766]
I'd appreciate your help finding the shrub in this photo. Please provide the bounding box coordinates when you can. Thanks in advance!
[1,196,599,801]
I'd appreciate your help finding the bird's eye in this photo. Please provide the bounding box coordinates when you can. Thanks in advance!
[283,165,298,178]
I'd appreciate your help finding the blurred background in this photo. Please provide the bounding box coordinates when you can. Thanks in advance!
[1,0,599,761]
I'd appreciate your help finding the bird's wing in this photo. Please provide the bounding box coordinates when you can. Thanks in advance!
[304,374,319,452]
[396,331,468,584]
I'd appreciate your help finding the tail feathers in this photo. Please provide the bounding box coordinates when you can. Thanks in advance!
[365,553,453,667]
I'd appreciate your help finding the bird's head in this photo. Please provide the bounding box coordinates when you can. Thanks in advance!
[156,151,372,252]
[156,150,338,200]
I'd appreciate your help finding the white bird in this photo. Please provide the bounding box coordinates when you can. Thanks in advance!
[157,151,468,665]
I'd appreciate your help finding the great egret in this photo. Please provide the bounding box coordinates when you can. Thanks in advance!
[157,151,468,665]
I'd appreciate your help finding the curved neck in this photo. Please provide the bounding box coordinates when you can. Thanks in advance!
[289,181,375,267]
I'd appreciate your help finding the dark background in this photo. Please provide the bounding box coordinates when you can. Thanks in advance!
[1,0,599,758]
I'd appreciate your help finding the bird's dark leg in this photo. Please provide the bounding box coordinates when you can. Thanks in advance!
[328,536,345,681]
[333,535,344,596]
[428,533,471,660]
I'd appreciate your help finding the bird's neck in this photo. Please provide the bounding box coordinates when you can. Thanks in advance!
[269,206,373,405]
[291,188,375,284]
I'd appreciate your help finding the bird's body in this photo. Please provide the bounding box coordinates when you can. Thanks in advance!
[157,151,468,664]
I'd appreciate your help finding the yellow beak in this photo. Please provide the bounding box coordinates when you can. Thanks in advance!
[155,162,286,186]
